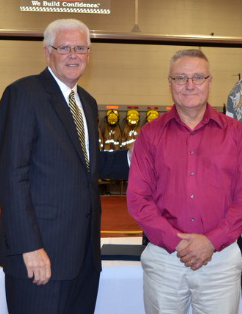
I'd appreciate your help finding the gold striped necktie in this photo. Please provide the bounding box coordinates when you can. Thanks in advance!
[69,90,90,171]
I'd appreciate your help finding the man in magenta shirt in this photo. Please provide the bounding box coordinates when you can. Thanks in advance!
[127,49,242,314]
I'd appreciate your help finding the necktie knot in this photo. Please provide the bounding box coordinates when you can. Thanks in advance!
[69,90,75,101]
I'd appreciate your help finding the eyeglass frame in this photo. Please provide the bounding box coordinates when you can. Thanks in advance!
[169,75,210,85]
[50,45,90,55]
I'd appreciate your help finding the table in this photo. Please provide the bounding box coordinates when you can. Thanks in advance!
[95,264,144,314]
[0,267,8,314]
[95,237,145,314]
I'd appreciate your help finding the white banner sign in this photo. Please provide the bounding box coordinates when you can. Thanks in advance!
[20,0,111,14]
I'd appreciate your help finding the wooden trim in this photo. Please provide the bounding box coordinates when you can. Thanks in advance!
[1,29,242,47]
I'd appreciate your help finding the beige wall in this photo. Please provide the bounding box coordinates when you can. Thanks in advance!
[2,0,242,37]
[1,0,242,107]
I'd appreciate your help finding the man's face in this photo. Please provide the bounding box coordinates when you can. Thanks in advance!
[169,56,212,111]
[45,28,90,88]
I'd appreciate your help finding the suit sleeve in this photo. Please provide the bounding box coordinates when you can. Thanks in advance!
[0,84,43,256]
[99,150,129,180]
[87,96,129,181]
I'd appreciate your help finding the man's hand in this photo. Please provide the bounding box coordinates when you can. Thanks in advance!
[176,233,215,271]
[23,248,51,285]
[176,238,189,252]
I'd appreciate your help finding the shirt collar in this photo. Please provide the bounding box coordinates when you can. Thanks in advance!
[202,104,223,129]
[48,67,77,101]
[163,103,224,129]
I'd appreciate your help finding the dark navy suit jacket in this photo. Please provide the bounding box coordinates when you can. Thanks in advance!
[0,68,128,280]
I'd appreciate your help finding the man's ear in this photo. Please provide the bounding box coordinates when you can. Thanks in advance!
[168,76,172,91]
[44,46,51,64]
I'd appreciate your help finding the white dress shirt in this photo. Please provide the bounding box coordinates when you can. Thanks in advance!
[48,67,89,160]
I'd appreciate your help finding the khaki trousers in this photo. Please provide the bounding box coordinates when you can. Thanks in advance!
[141,242,242,314]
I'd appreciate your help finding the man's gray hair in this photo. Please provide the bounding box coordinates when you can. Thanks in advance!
[43,19,91,48]
[170,49,209,66]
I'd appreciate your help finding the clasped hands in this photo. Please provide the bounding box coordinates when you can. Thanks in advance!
[176,233,215,271]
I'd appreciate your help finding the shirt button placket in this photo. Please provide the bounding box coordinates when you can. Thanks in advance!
[187,132,196,225]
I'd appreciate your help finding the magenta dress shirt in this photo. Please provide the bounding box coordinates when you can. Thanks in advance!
[127,104,242,253]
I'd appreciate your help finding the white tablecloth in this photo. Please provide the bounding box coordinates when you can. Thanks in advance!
[95,237,144,314]
[95,264,144,314]
[0,267,8,314]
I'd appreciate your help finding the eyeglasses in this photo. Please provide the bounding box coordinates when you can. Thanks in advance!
[50,45,90,55]
[169,75,210,85]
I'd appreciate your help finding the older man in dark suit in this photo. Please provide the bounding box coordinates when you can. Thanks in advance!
[0,19,128,314]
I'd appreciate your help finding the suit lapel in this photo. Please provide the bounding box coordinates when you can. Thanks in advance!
[38,68,88,171]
